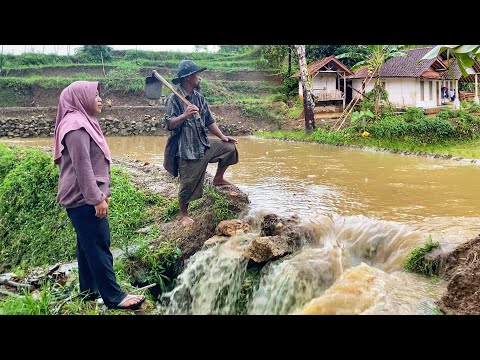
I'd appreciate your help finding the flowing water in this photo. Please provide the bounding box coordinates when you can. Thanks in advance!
[3,135,480,314]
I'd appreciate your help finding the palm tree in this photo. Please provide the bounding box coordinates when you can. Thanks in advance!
[337,45,407,116]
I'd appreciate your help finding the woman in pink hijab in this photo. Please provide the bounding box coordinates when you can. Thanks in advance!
[54,81,145,310]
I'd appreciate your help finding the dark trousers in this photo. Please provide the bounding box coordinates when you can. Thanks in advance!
[66,204,125,308]
[178,139,238,204]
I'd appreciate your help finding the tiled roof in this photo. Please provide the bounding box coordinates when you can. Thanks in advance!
[350,47,440,79]
[292,56,353,78]
[348,46,479,80]
[421,71,441,79]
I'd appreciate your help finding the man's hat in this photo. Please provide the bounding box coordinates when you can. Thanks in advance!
[171,60,207,85]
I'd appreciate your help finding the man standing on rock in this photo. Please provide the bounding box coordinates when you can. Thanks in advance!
[163,60,239,226]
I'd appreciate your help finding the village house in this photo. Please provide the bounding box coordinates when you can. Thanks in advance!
[349,47,480,111]
[293,56,353,111]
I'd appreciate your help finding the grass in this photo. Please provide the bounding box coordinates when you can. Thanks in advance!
[0,145,160,272]
[204,185,236,223]
[404,237,440,277]
[257,129,480,160]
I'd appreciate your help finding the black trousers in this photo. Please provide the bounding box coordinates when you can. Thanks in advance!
[66,204,125,308]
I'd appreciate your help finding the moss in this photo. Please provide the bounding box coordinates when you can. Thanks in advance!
[235,266,262,314]
[404,237,440,277]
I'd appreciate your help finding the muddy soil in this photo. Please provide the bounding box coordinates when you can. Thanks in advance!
[436,234,480,315]
[113,156,250,262]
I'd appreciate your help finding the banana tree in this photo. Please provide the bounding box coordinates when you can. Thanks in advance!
[422,45,480,76]
[337,45,407,116]
[423,45,480,104]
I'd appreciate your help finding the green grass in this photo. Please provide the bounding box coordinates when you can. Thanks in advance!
[0,145,161,272]
[204,185,236,223]
[404,237,440,277]
[0,281,56,315]
[257,129,480,160]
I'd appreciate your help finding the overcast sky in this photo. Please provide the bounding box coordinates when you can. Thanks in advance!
[0,45,218,55]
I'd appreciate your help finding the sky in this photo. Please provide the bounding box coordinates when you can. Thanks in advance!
[0,45,218,55]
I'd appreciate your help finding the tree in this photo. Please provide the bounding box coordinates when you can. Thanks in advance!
[258,45,289,68]
[294,45,315,132]
[336,45,407,116]
[77,45,113,62]
[306,45,369,68]
[218,45,252,53]
[194,45,209,52]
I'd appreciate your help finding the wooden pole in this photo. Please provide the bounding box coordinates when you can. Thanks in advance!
[334,63,380,131]
[100,51,106,78]
[454,79,460,109]
[343,72,346,110]
[474,73,479,104]
[0,45,3,76]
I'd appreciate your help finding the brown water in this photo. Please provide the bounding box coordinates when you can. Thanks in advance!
[4,135,480,314]
[4,135,479,246]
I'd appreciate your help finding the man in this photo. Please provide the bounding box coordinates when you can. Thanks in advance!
[164,60,238,226]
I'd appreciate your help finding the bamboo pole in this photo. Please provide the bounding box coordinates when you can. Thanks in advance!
[333,63,379,131]
[474,73,479,104]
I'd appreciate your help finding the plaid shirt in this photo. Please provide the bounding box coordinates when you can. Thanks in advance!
[164,85,215,160]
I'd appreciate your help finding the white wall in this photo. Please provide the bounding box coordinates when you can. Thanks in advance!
[312,73,337,91]
[416,79,443,108]
[386,78,417,107]
[298,73,337,96]
[351,77,443,109]
[351,79,375,99]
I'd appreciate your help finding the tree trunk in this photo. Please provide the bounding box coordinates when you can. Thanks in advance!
[374,77,380,116]
[294,45,315,132]
[287,45,292,77]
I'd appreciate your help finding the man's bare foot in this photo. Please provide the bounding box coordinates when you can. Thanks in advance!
[212,178,232,186]
[180,216,194,226]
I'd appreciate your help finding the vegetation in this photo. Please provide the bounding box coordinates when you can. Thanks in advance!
[0,145,163,272]
[423,45,480,77]
[337,45,407,116]
[235,266,262,314]
[124,235,182,294]
[404,237,440,277]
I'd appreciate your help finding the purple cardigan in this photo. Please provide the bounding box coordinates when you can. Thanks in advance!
[57,128,111,209]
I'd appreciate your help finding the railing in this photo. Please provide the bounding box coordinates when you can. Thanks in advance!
[313,89,343,101]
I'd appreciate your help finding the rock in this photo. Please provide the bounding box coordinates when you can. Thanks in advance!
[215,219,251,237]
[203,235,229,247]
[243,235,290,263]
[135,226,153,234]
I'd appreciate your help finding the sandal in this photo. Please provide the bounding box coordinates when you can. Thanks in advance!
[112,294,146,310]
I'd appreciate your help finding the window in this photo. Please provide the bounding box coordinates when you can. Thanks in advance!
[429,81,433,100]
[420,81,424,101]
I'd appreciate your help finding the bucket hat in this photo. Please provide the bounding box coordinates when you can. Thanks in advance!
[171,60,207,85]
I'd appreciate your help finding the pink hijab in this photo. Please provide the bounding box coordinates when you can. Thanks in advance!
[53,81,111,164]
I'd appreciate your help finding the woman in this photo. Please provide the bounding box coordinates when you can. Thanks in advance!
[54,81,145,310]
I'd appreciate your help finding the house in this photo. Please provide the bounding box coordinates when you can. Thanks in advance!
[292,56,353,111]
[349,47,480,110]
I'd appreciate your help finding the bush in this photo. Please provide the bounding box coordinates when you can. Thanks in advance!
[0,147,75,272]
[403,107,425,122]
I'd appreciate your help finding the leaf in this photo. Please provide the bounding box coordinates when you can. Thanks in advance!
[421,45,457,60]
[421,45,445,60]
[455,45,480,53]
[455,59,469,78]
[456,53,474,69]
